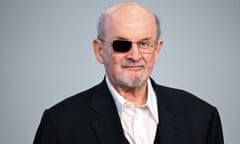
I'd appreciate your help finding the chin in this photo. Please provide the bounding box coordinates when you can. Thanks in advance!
[118,73,147,87]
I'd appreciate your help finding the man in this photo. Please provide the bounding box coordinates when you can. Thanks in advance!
[33,2,224,144]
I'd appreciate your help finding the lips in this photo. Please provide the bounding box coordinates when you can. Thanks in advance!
[121,65,145,71]
[121,61,146,71]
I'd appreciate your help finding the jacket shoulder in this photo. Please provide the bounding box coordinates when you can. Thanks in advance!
[45,82,103,116]
[154,84,217,114]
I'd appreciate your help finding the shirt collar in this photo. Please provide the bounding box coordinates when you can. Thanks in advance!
[105,76,159,123]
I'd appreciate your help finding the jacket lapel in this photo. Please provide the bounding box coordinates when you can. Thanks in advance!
[154,106,181,144]
[89,80,128,144]
[152,79,181,144]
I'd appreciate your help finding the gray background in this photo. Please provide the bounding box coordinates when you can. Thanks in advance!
[1,0,239,143]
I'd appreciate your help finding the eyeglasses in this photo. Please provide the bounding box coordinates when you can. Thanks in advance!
[99,38,157,53]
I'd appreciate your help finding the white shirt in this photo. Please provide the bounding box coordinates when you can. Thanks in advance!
[105,77,159,144]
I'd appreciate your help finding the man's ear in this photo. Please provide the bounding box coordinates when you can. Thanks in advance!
[154,39,164,63]
[93,38,104,64]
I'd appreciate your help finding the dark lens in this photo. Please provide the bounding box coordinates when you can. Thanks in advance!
[112,40,132,52]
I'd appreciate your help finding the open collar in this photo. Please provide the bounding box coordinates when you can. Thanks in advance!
[105,76,159,123]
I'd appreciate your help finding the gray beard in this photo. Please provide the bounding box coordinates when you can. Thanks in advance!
[117,72,147,88]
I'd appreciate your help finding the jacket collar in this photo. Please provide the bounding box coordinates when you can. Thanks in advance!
[151,78,181,144]
[89,79,128,144]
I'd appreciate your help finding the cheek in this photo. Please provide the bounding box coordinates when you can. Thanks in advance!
[103,51,122,72]
[144,55,156,74]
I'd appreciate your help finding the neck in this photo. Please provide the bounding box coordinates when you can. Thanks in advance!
[115,82,148,106]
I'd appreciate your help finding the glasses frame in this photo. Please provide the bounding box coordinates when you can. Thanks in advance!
[98,38,158,54]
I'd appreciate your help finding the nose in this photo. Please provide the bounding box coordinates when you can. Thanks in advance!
[126,43,142,61]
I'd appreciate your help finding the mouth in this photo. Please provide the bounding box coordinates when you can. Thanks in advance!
[121,65,145,71]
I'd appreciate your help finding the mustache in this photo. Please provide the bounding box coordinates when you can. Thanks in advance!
[121,61,146,67]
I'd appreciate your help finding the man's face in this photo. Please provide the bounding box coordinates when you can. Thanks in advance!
[95,7,163,89]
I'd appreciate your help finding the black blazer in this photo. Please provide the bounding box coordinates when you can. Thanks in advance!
[33,78,224,144]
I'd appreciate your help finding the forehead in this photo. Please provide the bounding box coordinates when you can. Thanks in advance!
[103,4,157,39]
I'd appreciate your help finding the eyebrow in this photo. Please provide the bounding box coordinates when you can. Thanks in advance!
[115,36,152,41]
[115,37,128,41]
